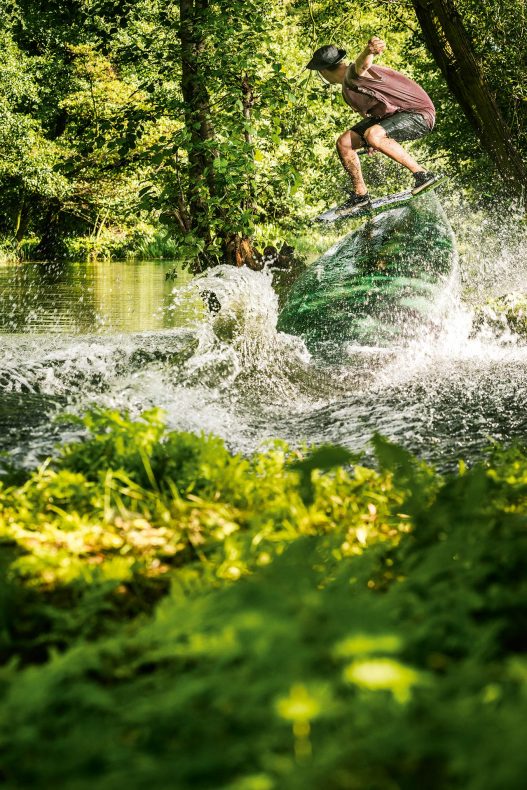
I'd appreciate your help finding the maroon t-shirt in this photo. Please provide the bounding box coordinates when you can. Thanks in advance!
[342,63,435,129]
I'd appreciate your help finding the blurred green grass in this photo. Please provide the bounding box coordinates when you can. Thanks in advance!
[1,409,527,788]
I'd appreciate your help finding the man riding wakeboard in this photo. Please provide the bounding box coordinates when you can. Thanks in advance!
[306,38,440,215]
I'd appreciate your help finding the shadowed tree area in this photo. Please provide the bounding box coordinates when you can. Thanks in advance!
[411,0,527,193]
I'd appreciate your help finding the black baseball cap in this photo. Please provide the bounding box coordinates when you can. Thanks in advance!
[306,44,347,70]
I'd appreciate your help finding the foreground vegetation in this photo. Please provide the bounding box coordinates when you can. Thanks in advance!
[1,409,527,788]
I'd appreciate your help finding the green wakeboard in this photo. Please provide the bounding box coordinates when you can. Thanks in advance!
[315,175,446,225]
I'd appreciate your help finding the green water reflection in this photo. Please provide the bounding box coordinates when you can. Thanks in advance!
[0,260,201,334]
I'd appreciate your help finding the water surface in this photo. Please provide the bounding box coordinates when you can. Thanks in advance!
[1,256,527,471]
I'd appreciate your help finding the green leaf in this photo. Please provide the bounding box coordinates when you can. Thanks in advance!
[290,445,356,505]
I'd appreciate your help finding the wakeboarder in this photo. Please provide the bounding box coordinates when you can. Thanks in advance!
[306,38,440,216]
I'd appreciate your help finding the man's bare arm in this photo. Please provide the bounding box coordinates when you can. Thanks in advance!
[354,36,386,76]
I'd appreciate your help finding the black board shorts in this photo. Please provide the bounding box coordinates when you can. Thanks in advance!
[351,111,432,146]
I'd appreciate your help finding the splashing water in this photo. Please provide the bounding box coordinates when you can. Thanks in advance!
[1,238,527,471]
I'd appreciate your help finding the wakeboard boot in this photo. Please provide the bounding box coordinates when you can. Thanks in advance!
[334,191,371,218]
[412,171,442,195]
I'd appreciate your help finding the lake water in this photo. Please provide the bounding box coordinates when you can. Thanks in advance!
[0,259,197,334]
[1,254,527,471]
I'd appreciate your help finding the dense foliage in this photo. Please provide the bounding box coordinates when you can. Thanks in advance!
[474,291,527,338]
[0,0,525,264]
[1,409,527,787]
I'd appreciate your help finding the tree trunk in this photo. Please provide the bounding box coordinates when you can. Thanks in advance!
[224,74,261,270]
[241,73,254,149]
[223,233,262,270]
[241,72,257,214]
[179,0,215,249]
[179,1,259,271]
[15,200,31,246]
[33,201,67,260]
[411,0,527,195]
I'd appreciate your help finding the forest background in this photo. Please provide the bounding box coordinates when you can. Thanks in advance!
[0,0,525,268]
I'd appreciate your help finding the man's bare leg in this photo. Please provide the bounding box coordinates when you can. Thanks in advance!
[336,130,368,194]
[362,124,424,173]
